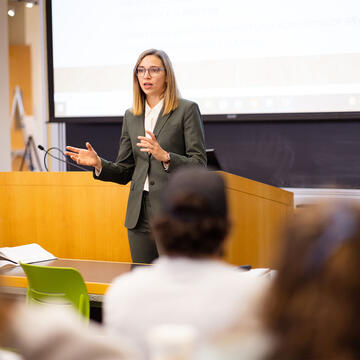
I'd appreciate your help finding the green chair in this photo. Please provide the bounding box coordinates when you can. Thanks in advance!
[20,263,90,321]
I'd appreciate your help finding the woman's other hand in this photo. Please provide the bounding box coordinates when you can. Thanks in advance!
[65,142,102,170]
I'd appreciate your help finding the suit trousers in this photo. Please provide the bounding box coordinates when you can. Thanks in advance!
[127,191,159,264]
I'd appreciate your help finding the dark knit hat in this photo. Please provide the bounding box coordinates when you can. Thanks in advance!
[161,167,228,221]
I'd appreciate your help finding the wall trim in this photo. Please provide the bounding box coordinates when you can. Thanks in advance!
[282,188,360,208]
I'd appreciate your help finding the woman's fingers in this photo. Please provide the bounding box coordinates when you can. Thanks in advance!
[137,134,163,158]
[137,139,153,147]
[145,130,156,141]
[137,136,157,147]
[64,151,78,157]
[86,142,95,152]
[64,143,99,167]
[137,145,152,152]
[137,136,152,143]
[65,146,82,153]
[137,141,154,152]
[136,134,166,161]
[137,136,152,150]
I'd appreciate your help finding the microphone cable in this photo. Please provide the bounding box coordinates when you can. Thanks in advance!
[38,145,89,172]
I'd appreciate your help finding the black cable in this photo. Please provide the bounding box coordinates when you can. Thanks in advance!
[38,145,89,172]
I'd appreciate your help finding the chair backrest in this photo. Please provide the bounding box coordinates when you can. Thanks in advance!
[20,263,90,321]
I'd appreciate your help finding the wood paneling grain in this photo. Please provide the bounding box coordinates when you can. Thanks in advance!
[0,172,293,267]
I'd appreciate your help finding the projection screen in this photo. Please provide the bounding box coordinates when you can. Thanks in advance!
[47,0,360,122]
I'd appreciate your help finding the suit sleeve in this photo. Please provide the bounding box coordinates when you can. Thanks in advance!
[93,111,135,185]
[166,102,207,172]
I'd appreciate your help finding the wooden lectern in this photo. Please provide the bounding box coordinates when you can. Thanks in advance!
[0,172,293,267]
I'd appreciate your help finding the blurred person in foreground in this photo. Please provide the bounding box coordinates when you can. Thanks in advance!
[0,293,138,360]
[104,167,265,357]
[264,202,360,360]
[196,202,360,360]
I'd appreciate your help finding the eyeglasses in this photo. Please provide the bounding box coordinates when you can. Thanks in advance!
[136,66,165,77]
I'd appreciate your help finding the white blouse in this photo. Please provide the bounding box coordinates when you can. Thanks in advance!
[143,99,164,191]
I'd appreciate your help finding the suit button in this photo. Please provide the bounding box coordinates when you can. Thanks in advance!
[150,180,155,186]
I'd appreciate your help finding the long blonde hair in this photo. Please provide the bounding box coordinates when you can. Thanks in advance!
[132,49,180,116]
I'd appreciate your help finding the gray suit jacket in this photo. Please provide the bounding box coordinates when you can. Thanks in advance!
[94,98,207,229]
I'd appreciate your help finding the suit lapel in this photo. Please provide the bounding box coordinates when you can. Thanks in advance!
[131,113,147,160]
[132,112,145,137]
[153,110,173,138]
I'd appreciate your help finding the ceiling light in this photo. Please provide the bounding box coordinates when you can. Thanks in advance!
[8,9,15,17]
[26,2,34,8]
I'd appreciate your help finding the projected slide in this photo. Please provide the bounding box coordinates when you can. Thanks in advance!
[50,0,360,119]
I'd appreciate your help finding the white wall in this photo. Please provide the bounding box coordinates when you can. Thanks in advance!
[284,188,360,208]
[0,0,11,171]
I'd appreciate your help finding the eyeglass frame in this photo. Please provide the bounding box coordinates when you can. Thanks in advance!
[136,66,166,77]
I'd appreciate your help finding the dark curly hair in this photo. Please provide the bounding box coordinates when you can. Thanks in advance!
[151,192,230,258]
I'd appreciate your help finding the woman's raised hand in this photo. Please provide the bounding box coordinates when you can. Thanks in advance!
[65,142,102,170]
[137,130,169,163]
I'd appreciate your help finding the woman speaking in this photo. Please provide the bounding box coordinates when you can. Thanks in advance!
[65,49,206,263]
